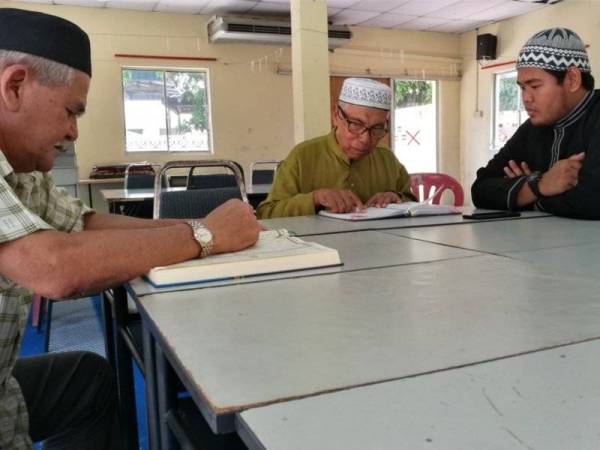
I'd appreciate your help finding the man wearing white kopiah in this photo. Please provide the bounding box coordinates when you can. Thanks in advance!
[257,78,415,219]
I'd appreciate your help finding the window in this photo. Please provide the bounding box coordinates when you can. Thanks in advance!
[393,79,437,173]
[122,69,212,153]
[493,70,528,150]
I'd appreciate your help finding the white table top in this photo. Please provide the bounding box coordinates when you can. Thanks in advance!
[260,208,549,237]
[136,252,600,432]
[129,230,480,296]
[506,240,600,277]
[237,339,600,450]
[79,177,122,185]
[100,187,186,202]
[102,184,269,203]
[385,215,600,254]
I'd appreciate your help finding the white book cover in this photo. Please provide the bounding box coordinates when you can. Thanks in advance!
[318,202,459,221]
[145,229,341,287]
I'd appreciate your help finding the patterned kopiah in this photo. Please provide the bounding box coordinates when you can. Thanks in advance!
[338,77,392,110]
[516,27,590,72]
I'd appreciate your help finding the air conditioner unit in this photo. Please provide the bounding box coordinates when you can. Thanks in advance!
[207,15,352,49]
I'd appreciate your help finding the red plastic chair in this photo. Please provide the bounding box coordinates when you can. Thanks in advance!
[410,173,464,206]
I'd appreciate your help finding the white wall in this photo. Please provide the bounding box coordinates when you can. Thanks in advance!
[3,1,462,184]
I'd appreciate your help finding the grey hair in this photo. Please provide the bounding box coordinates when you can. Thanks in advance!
[0,50,74,86]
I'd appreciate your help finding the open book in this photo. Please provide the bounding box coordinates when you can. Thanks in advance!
[145,229,342,287]
[319,202,460,221]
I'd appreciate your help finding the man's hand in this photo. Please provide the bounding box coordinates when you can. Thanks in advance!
[538,152,585,196]
[366,192,401,208]
[201,199,261,255]
[313,189,364,213]
[504,160,532,178]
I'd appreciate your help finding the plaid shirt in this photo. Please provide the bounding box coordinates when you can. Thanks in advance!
[0,150,92,449]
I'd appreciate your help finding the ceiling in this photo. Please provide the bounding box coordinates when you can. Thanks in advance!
[13,0,557,33]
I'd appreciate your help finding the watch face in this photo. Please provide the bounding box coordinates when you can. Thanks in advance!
[195,226,213,244]
[528,171,541,182]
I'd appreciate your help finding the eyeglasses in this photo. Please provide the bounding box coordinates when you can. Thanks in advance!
[337,106,388,139]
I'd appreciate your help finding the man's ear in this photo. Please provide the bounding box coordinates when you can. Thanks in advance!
[331,104,341,128]
[565,67,583,92]
[0,65,28,112]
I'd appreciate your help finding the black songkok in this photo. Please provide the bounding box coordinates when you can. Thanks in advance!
[0,8,91,76]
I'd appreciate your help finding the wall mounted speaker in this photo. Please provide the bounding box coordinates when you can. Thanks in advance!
[477,34,497,61]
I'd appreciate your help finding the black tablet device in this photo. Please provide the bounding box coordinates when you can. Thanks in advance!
[462,211,521,220]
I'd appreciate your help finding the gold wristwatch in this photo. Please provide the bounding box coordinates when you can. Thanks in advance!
[186,220,213,258]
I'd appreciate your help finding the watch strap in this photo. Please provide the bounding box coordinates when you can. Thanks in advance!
[527,171,544,199]
[186,220,213,258]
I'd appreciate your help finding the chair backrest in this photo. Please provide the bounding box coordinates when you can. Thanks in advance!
[121,163,159,218]
[154,160,248,219]
[124,162,158,190]
[167,175,188,188]
[185,160,245,189]
[187,173,237,189]
[158,187,242,219]
[409,172,464,206]
[249,160,280,185]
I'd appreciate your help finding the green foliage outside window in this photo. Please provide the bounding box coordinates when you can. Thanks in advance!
[166,72,209,133]
[498,75,518,111]
[394,80,433,107]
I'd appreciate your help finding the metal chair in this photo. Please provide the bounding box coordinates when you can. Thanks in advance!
[249,159,280,185]
[122,162,160,218]
[185,159,245,190]
[409,172,464,206]
[109,160,247,449]
[124,162,157,189]
[157,187,243,219]
[155,160,248,219]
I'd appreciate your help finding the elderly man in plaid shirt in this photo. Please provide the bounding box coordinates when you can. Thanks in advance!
[0,8,261,450]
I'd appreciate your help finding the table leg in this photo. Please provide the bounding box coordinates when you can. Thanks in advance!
[143,325,161,450]
[112,286,139,450]
[156,344,179,450]
[88,183,94,208]
[100,291,115,370]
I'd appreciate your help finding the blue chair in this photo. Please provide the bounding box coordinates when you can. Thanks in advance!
[185,160,245,190]
[109,160,247,449]
[249,160,280,186]
[122,162,160,218]
[154,160,248,219]
[157,187,242,219]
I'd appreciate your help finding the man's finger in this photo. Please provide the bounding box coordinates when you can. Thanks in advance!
[347,191,364,208]
[568,152,585,161]
[343,192,357,212]
[571,161,583,171]
[504,166,516,177]
[332,195,344,213]
[508,160,522,175]
[340,192,353,212]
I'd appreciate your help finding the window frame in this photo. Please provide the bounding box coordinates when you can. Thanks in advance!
[391,77,439,173]
[120,66,214,155]
[492,68,528,152]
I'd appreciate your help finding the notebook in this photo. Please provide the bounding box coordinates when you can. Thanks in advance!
[145,229,342,287]
[318,202,460,221]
